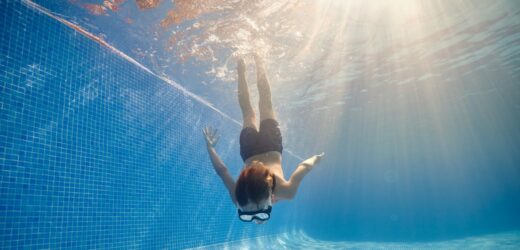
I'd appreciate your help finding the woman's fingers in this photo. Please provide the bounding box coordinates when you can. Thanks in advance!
[202,126,220,146]
[203,129,211,144]
[203,127,212,140]
[314,152,325,164]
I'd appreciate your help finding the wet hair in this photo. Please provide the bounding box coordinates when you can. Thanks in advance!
[235,161,273,207]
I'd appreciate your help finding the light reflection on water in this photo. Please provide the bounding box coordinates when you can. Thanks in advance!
[39,0,520,119]
[190,230,520,249]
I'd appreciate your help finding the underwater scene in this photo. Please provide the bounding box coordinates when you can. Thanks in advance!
[1,0,520,249]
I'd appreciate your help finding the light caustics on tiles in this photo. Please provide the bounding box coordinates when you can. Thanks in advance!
[190,230,520,249]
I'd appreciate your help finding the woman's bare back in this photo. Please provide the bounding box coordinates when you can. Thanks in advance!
[244,151,285,179]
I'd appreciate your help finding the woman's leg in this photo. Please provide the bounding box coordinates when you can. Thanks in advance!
[254,54,276,121]
[237,58,257,129]
[254,55,283,157]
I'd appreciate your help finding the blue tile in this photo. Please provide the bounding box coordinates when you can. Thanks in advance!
[0,1,296,249]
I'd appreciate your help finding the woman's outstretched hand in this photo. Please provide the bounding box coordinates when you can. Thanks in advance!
[314,152,325,165]
[300,152,325,170]
[203,126,220,148]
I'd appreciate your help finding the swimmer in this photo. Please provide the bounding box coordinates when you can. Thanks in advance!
[203,54,324,224]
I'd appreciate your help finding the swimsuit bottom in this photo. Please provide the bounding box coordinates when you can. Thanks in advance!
[239,119,283,162]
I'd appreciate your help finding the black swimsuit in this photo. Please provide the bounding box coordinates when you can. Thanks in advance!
[239,119,283,162]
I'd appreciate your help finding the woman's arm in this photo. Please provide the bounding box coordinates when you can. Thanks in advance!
[203,127,237,205]
[282,153,325,199]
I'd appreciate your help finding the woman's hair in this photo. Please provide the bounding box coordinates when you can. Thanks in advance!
[235,161,272,207]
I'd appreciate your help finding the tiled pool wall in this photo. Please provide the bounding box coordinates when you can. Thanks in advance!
[0,1,298,249]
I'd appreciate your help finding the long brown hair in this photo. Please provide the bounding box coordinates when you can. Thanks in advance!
[235,161,272,207]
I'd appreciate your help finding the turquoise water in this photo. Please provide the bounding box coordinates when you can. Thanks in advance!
[1,0,520,249]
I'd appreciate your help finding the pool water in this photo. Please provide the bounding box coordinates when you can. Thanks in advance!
[1,0,520,249]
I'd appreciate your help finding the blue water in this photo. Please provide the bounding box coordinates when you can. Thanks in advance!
[1,0,520,249]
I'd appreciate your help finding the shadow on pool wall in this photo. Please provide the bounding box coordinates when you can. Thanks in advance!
[0,1,302,249]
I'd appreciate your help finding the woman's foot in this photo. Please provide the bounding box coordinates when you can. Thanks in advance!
[253,53,263,66]
[253,53,267,76]
[237,58,246,74]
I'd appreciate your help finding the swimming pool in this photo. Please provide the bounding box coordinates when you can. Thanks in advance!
[1,0,519,249]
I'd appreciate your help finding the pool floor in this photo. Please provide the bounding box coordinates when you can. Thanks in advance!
[191,231,520,249]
